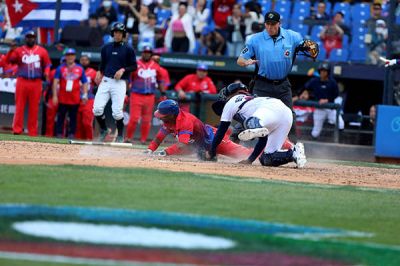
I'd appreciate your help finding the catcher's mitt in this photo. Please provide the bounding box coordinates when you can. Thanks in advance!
[300,40,319,60]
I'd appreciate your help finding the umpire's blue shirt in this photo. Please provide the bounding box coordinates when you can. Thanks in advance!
[240,28,303,80]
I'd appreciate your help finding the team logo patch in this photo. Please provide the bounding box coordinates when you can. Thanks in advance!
[241,46,249,54]
[284,49,291,57]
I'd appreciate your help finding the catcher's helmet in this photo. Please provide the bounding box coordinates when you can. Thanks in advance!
[154,99,179,118]
[111,22,126,37]
[219,82,248,100]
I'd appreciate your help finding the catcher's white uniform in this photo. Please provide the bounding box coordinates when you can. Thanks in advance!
[221,95,292,154]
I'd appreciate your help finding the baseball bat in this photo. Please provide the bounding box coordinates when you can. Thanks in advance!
[68,140,133,148]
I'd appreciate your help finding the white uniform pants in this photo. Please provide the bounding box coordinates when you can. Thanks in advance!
[312,108,345,138]
[253,101,293,154]
[93,77,127,120]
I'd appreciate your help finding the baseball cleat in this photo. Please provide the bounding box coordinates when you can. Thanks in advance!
[293,142,307,168]
[97,128,111,142]
[238,128,269,141]
[115,136,124,143]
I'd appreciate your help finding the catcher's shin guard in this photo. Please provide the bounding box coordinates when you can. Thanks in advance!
[259,150,294,167]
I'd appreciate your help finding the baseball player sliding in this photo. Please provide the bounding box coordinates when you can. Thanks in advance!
[93,22,138,142]
[207,82,307,168]
[144,99,253,160]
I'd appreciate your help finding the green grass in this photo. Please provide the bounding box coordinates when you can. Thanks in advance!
[1,134,400,265]
[0,133,68,144]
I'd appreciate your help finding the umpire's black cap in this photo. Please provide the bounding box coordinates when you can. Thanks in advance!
[264,11,280,23]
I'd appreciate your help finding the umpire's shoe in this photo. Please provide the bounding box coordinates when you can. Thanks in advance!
[238,128,269,141]
[293,142,307,168]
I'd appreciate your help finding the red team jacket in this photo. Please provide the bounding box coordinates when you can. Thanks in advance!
[5,45,51,79]
[148,110,214,155]
[130,59,163,94]
[55,63,87,105]
[175,74,217,94]
[84,67,97,99]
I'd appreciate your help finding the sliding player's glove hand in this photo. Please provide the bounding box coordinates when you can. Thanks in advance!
[303,40,319,59]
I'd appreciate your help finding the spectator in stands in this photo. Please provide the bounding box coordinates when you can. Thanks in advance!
[98,13,112,41]
[116,0,142,48]
[138,13,157,51]
[88,14,99,28]
[154,26,167,53]
[365,2,386,32]
[332,11,351,40]
[361,104,376,131]
[366,19,388,65]
[192,0,210,38]
[165,1,195,53]
[226,4,245,57]
[96,0,118,24]
[319,16,344,58]
[243,2,263,37]
[174,63,217,113]
[309,1,330,22]
[299,62,344,140]
[200,26,226,56]
[213,0,236,40]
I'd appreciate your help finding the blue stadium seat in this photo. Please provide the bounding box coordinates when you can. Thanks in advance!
[342,35,350,49]
[329,48,349,62]
[274,0,291,28]
[260,0,272,14]
[310,25,324,40]
[157,9,172,26]
[291,23,309,37]
[351,3,370,26]
[292,1,311,22]
[89,0,102,15]
[332,2,351,24]
[349,43,367,62]
[317,45,327,60]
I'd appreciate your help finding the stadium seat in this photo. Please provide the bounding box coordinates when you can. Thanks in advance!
[260,0,272,14]
[342,35,349,49]
[310,25,324,40]
[329,48,349,62]
[332,2,351,24]
[351,3,370,27]
[349,43,367,62]
[89,0,102,15]
[157,9,172,26]
[292,1,311,23]
[291,23,309,37]
[317,45,327,60]
[274,0,291,28]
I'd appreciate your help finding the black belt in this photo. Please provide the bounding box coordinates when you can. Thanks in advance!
[257,75,287,85]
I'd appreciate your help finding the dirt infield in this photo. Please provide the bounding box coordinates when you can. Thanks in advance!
[1,141,399,189]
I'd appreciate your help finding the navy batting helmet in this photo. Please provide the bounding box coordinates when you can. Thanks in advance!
[111,22,126,37]
[318,62,330,73]
[219,82,248,100]
[154,99,180,118]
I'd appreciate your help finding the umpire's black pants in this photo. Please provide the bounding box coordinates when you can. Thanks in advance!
[252,78,298,143]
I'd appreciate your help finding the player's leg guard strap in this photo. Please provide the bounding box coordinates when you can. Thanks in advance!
[259,150,294,167]
[244,117,262,129]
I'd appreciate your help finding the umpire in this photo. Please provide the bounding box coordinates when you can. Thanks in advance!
[93,22,137,142]
[237,11,318,142]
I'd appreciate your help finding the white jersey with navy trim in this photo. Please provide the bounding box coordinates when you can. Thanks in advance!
[221,94,293,153]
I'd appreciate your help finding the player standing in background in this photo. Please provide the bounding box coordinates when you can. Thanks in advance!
[144,99,252,160]
[93,22,138,143]
[237,11,318,143]
[125,46,164,144]
[52,48,88,139]
[76,55,97,140]
[174,63,217,113]
[151,53,171,91]
[207,82,306,168]
[44,57,65,137]
[5,31,51,136]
